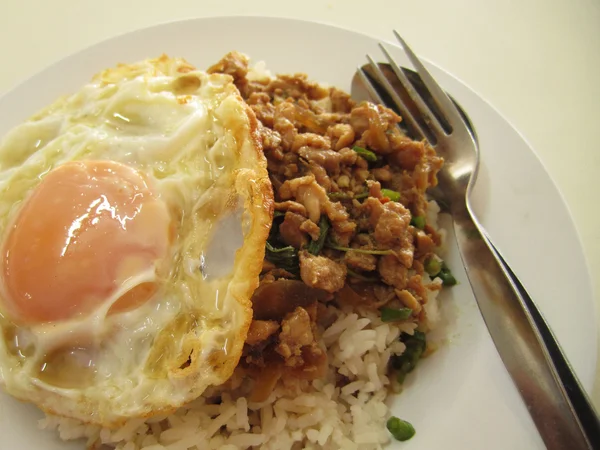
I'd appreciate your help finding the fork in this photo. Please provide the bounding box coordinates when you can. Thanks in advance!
[352,31,600,449]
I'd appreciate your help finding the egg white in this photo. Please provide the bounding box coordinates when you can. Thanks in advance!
[0,56,272,426]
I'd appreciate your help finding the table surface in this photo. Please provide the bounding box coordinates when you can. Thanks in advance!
[1,0,599,403]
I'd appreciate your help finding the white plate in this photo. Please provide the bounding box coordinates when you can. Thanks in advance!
[0,16,596,450]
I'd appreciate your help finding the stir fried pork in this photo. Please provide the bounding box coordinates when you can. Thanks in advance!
[209,52,445,391]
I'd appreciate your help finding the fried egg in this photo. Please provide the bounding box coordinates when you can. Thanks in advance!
[0,56,273,426]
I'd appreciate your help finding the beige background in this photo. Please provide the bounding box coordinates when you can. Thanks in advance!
[0,0,599,404]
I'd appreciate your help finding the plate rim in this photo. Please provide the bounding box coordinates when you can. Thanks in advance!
[0,14,596,448]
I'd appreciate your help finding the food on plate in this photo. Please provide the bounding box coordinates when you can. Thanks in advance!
[386,416,416,442]
[0,56,273,426]
[1,51,455,449]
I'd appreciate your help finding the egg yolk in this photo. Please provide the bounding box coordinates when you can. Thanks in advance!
[0,160,170,324]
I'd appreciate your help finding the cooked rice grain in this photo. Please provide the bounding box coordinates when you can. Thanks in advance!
[39,295,438,450]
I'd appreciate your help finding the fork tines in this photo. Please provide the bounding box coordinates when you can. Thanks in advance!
[358,31,466,146]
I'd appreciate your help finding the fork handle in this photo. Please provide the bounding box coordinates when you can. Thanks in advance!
[486,237,600,447]
[453,208,600,449]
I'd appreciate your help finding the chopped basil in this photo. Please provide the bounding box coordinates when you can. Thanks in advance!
[381,188,401,202]
[424,257,442,277]
[386,416,416,441]
[328,192,351,200]
[325,242,396,256]
[381,307,413,322]
[346,268,378,282]
[306,216,330,255]
[352,145,378,162]
[328,191,369,201]
[391,331,427,384]
[437,263,457,286]
[265,241,299,274]
[410,215,426,229]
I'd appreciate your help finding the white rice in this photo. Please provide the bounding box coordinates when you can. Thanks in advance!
[38,292,442,450]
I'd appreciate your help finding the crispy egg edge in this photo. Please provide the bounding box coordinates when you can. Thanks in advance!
[0,56,274,427]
